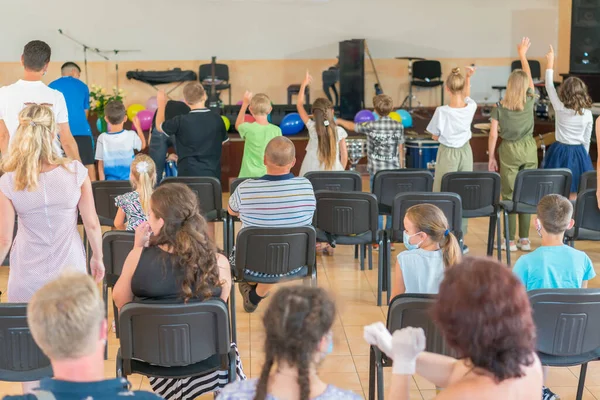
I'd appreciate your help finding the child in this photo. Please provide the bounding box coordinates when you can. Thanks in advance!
[235,91,282,178]
[95,100,146,181]
[513,194,596,400]
[114,154,156,231]
[296,71,348,175]
[391,204,461,297]
[155,83,228,179]
[544,45,594,196]
[488,37,538,252]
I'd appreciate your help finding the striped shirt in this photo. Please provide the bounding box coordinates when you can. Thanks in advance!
[229,173,316,228]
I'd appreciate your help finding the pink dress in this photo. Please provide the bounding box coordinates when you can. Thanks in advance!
[0,160,88,302]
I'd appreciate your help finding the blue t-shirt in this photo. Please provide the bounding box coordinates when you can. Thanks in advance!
[513,245,596,291]
[49,76,91,136]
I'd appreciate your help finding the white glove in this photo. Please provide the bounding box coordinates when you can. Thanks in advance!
[391,327,426,375]
[363,322,393,359]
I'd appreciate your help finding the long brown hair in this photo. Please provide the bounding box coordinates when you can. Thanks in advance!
[406,204,461,268]
[254,286,335,400]
[130,154,156,216]
[311,98,337,170]
[559,77,592,115]
[149,183,221,302]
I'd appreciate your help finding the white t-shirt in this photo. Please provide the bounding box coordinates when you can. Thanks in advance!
[95,130,142,180]
[426,97,477,148]
[300,119,348,176]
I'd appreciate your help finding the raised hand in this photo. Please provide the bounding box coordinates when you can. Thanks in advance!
[546,45,555,69]
[242,90,253,105]
[465,66,476,78]
[302,70,313,87]
[517,37,531,58]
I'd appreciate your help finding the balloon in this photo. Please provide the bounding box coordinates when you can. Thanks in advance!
[236,100,243,105]
[244,114,255,123]
[388,111,402,123]
[354,109,375,123]
[222,115,231,131]
[127,104,146,121]
[96,118,106,133]
[146,96,158,112]
[280,112,304,135]
[136,110,154,131]
[267,114,272,123]
[397,109,413,128]
[372,111,380,121]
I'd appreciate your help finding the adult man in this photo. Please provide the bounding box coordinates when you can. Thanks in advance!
[0,40,80,161]
[228,136,316,313]
[3,273,160,399]
[49,62,94,179]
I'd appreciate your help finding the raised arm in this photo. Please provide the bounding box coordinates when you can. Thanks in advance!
[518,37,535,90]
[463,66,475,98]
[296,71,312,124]
[335,118,356,132]
[155,90,167,133]
[235,91,253,130]
[544,45,563,111]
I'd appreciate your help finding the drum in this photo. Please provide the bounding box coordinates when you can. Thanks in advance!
[346,139,367,171]
[405,139,439,170]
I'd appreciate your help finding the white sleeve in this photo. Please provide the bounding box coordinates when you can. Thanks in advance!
[54,91,69,124]
[337,126,348,141]
[465,97,477,112]
[0,89,6,120]
[584,111,593,153]
[132,131,142,151]
[545,69,564,112]
[95,135,104,160]
[426,107,443,136]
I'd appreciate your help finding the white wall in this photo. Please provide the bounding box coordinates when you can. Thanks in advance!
[1,0,558,61]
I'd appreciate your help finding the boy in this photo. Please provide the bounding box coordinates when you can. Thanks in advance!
[235,91,282,178]
[513,194,596,400]
[155,83,228,179]
[95,100,145,180]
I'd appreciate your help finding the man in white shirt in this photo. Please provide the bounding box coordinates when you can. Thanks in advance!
[0,40,80,161]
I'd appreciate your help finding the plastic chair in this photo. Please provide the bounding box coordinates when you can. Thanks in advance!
[305,171,362,192]
[287,84,310,105]
[92,180,133,227]
[441,172,501,259]
[116,300,237,384]
[230,226,317,343]
[410,60,444,108]
[373,169,434,222]
[565,189,600,245]
[529,289,600,400]
[199,63,231,105]
[579,171,597,193]
[499,169,571,266]
[368,294,451,400]
[0,303,52,381]
[511,60,542,80]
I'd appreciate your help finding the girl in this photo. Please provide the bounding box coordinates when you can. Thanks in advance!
[114,154,157,231]
[489,37,538,253]
[391,204,461,297]
[297,71,348,176]
[544,45,594,196]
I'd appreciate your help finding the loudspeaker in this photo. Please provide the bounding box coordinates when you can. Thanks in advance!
[570,0,600,73]
[339,39,364,120]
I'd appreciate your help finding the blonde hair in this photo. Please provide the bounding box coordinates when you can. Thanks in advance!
[311,98,337,170]
[500,70,531,111]
[2,105,70,191]
[537,194,573,234]
[446,68,466,95]
[183,82,206,105]
[130,154,156,215]
[373,94,394,117]
[250,93,272,116]
[28,272,105,360]
[406,204,461,269]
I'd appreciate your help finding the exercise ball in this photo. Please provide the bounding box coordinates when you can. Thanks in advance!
[146,96,158,112]
[244,114,255,123]
[222,115,231,131]
[136,110,154,131]
[280,112,304,135]
[354,109,375,123]
[388,111,402,123]
[397,109,413,128]
[372,111,380,121]
[127,104,145,121]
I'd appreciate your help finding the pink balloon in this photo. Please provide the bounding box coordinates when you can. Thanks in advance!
[136,110,154,131]
[236,100,243,105]
[146,96,158,111]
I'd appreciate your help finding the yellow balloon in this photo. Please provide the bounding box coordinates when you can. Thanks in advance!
[127,104,146,121]
[388,111,402,123]
[221,115,231,131]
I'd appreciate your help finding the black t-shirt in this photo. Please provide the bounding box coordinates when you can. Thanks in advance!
[151,100,190,130]
[161,109,228,178]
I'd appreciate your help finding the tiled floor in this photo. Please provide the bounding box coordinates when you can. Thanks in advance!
[1,183,600,399]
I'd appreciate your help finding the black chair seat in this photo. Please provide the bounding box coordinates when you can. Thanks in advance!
[242,266,309,284]
[499,200,537,214]
[462,205,496,218]
[539,349,600,368]
[492,85,507,90]
[316,230,373,245]
[411,80,444,88]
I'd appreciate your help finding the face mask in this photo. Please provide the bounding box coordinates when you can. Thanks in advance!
[403,231,423,250]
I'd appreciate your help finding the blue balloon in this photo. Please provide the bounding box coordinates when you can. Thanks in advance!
[372,111,380,121]
[397,109,413,128]
[280,112,304,135]
[96,118,105,133]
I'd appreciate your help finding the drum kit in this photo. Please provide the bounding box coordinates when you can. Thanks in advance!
[346,139,367,171]
[346,136,440,171]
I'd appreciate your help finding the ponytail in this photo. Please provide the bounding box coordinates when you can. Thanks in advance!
[441,231,462,269]
[130,154,157,216]
[312,98,337,171]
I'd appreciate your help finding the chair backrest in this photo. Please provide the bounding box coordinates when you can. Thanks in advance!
[412,60,442,81]
[305,171,362,192]
[529,289,600,356]
[441,171,501,217]
[573,189,600,236]
[511,60,541,80]
[373,170,434,213]
[102,231,135,287]
[234,226,316,277]
[92,180,133,226]
[512,169,572,211]
[387,294,452,356]
[314,191,378,237]
[119,300,230,370]
[391,192,463,241]
[230,177,251,195]
[579,171,597,192]
[199,63,230,82]
[160,177,223,221]
[0,304,52,381]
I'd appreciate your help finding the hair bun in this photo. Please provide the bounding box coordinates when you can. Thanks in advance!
[452,67,461,75]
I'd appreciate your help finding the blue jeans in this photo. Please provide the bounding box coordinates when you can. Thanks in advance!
[370,174,392,231]
[149,129,176,184]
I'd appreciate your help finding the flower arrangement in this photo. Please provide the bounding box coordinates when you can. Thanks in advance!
[89,85,126,133]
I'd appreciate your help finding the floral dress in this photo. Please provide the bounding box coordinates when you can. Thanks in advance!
[115,191,147,231]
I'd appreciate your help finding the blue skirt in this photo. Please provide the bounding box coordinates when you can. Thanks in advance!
[543,142,593,193]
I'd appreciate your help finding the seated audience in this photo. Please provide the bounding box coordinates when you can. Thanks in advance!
[391,204,461,297]
[228,136,316,312]
[365,257,543,399]
[3,273,160,399]
[217,286,361,400]
[113,183,245,399]
[114,154,156,231]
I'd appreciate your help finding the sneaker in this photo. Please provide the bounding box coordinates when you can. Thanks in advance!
[500,241,518,252]
[238,282,258,313]
[462,245,469,254]
[517,238,531,252]
[542,386,560,400]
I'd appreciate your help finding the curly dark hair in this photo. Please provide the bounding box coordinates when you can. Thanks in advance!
[254,286,335,400]
[432,257,536,382]
[559,77,592,115]
[149,183,221,302]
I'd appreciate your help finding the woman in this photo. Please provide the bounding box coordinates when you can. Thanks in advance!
[113,183,244,399]
[365,257,543,399]
[217,286,361,400]
[0,104,104,303]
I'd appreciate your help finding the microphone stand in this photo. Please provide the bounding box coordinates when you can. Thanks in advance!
[57,29,109,84]
[97,49,140,90]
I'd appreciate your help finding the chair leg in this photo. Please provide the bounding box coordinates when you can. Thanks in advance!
[222,218,228,255]
[369,346,376,400]
[113,300,120,338]
[228,88,232,106]
[230,282,237,344]
[360,243,365,271]
[377,236,384,307]
[386,237,392,305]
[486,215,496,257]
[377,356,385,400]
[103,283,108,360]
[496,210,502,262]
[441,84,444,106]
[576,362,588,400]
[368,244,373,270]
[354,245,359,259]
[504,210,511,267]
[409,83,413,108]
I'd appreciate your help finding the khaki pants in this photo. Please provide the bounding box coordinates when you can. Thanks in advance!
[433,142,473,233]
[499,136,538,240]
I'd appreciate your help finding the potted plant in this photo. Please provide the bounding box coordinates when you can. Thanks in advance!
[89,85,126,133]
